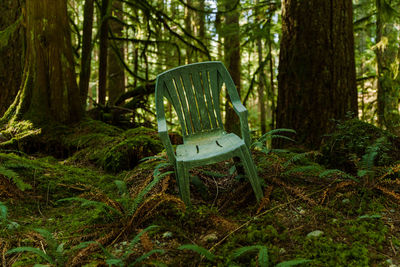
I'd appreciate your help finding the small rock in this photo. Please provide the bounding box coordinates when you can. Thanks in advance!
[307,230,324,238]
[162,231,173,239]
[202,233,218,243]
[390,209,395,213]
[298,208,306,215]
[279,248,286,254]
[342,198,350,204]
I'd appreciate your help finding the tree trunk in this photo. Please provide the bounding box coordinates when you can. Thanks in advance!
[1,0,83,125]
[98,0,110,106]
[0,0,23,117]
[256,0,267,135]
[375,0,400,131]
[276,0,357,149]
[108,0,125,105]
[79,0,95,110]
[184,0,192,64]
[223,0,241,135]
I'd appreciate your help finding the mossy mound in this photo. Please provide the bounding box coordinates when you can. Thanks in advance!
[321,119,400,173]
[65,119,163,172]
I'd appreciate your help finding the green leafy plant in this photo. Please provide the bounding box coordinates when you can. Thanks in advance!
[58,157,174,221]
[0,202,19,230]
[251,128,296,154]
[230,245,269,267]
[178,244,215,261]
[7,229,68,266]
[81,225,164,266]
[0,165,32,191]
[177,243,311,266]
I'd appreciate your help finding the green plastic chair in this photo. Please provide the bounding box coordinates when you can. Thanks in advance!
[155,61,263,206]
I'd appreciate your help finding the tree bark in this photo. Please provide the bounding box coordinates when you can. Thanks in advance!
[79,0,95,110]
[0,0,23,117]
[223,0,241,135]
[276,0,357,149]
[1,0,83,125]
[98,0,110,106]
[108,0,125,105]
[375,0,400,131]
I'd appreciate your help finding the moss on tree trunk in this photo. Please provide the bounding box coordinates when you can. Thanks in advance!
[1,0,83,126]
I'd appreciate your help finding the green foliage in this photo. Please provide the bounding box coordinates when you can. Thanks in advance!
[58,158,172,222]
[65,119,162,172]
[81,225,164,266]
[0,165,32,191]
[231,245,269,267]
[178,244,216,261]
[7,229,66,266]
[0,202,19,230]
[252,128,296,154]
[321,119,400,173]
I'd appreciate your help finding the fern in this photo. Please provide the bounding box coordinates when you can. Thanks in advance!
[319,169,359,183]
[129,170,173,216]
[82,225,163,266]
[283,152,320,168]
[57,197,122,217]
[0,166,32,191]
[231,245,269,267]
[7,247,55,265]
[0,202,7,223]
[7,228,66,266]
[360,137,386,170]
[178,244,215,261]
[275,259,312,267]
[283,165,324,176]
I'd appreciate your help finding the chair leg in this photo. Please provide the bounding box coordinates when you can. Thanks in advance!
[239,145,263,202]
[176,162,191,207]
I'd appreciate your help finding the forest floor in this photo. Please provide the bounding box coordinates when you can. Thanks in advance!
[1,118,400,266]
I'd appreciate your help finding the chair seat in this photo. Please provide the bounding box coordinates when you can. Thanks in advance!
[176,132,244,164]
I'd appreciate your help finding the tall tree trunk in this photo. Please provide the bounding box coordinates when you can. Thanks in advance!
[223,0,241,135]
[184,0,192,64]
[0,0,23,117]
[256,0,267,135]
[276,0,357,149]
[79,0,95,110]
[1,0,83,125]
[108,0,125,105]
[98,0,110,106]
[375,0,400,131]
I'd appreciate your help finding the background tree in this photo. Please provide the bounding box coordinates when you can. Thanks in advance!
[0,0,23,117]
[276,0,358,149]
[222,0,241,135]
[108,1,126,105]
[1,0,83,125]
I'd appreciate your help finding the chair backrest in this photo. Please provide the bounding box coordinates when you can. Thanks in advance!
[156,61,229,139]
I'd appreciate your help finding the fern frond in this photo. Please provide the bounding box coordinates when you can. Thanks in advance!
[0,166,32,191]
[57,197,122,216]
[319,169,359,183]
[275,259,312,267]
[283,152,318,168]
[128,171,173,216]
[283,165,324,176]
[7,247,55,265]
[178,244,215,261]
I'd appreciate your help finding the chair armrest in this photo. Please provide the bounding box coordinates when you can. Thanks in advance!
[158,118,176,165]
[218,64,252,147]
[231,101,251,148]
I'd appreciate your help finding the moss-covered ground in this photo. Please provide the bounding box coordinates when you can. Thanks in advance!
[1,119,400,266]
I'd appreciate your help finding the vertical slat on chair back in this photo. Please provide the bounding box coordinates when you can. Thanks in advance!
[157,62,225,137]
